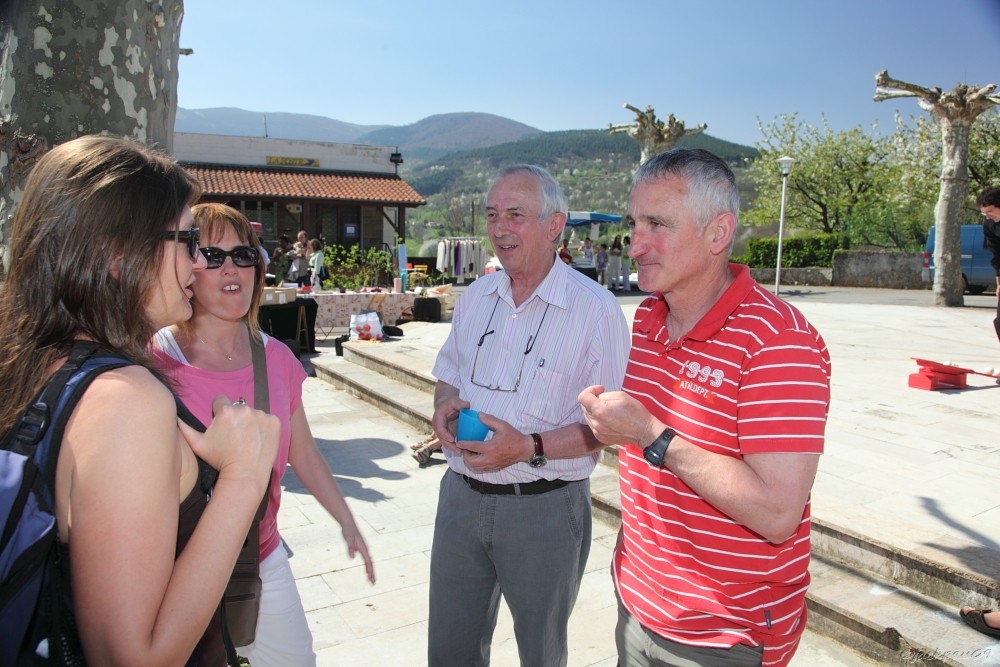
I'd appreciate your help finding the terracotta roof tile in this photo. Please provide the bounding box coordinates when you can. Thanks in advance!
[182,164,426,206]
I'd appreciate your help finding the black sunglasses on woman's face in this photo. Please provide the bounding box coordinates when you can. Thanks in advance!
[163,227,201,260]
[199,245,260,269]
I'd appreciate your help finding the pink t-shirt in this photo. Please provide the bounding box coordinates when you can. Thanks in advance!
[152,331,306,559]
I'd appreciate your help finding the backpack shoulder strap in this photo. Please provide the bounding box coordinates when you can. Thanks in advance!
[3,342,100,457]
[4,342,133,512]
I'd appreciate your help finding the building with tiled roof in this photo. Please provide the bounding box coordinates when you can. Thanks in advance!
[173,133,425,249]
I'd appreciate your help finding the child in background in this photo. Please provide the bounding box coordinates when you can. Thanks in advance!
[596,243,609,286]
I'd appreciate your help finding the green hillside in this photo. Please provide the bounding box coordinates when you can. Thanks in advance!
[402,129,758,248]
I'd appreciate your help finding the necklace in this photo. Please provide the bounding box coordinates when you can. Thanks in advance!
[199,327,244,361]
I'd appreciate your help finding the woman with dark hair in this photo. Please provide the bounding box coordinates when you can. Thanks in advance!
[153,203,374,667]
[621,234,633,292]
[307,238,325,290]
[608,234,623,290]
[0,135,279,665]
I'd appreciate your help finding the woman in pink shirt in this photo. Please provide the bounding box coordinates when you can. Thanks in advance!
[153,203,374,667]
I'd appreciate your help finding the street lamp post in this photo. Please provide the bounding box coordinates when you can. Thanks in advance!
[774,156,795,296]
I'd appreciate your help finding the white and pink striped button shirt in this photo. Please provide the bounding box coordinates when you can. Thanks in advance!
[433,257,630,484]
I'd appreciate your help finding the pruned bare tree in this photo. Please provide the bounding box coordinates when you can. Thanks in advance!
[609,103,707,164]
[0,0,184,280]
[875,70,1000,306]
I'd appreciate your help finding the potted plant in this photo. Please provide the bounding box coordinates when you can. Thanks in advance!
[323,243,393,291]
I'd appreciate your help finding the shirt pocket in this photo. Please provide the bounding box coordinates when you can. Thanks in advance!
[517,365,580,431]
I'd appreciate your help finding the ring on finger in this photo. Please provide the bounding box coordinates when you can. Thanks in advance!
[233,397,247,406]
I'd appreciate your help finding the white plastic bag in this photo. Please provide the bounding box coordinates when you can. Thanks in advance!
[349,311,384,341]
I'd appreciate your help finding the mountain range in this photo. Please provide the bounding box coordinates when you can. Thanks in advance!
[175,107,759,236]
[174,108,544,157]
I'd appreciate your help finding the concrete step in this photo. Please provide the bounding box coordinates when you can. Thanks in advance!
[808,553,998,666]
[811,520,1000,613]
[312,346,999,666]
[312,353,433,432]
[341,340,437,394]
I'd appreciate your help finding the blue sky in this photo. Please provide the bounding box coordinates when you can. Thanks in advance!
[178,0,1000,147]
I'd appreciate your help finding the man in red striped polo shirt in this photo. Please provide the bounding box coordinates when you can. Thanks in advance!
[580,148,831,667]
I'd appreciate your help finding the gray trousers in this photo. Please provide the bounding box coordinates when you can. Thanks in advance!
[427,470,591,667]
[616,603,764,667]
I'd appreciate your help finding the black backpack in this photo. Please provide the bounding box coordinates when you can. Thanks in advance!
[0,342,131,664]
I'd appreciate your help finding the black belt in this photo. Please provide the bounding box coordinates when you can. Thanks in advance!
[458,472,571,496]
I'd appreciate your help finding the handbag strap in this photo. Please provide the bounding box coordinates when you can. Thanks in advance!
[248,331,270,525]
[220,331,272,667]
[250,332,269,413]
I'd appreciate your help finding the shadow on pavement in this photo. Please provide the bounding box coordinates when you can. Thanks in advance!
[283,437,410,502]
[919,496,1000,582]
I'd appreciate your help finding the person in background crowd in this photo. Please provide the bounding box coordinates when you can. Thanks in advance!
[596,243,609,286]
[960,607,1000,639]
[580,236,595,265]
[580,148,831,667]
[0,135,278,665]
[608,234,623,290]
[251,223,271,270]
[410,435,444,465]
[307,238,325,291]
[271,235,292,267]
[290,230,310,286]
[558,239,573,264]
[621,234,632,291]
[977,186,1000,345]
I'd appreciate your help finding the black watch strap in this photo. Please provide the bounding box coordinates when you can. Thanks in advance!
[643,428,676,468]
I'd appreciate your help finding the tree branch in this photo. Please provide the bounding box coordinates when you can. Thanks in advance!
[873,88,919,102]
[874,70,939,101]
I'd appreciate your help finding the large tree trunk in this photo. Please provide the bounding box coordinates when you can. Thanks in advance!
[931,119,971,307]
[0,0,183,279]
[874,70,999,306]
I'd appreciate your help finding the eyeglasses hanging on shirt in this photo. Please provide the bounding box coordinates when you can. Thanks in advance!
[470,295,551,392]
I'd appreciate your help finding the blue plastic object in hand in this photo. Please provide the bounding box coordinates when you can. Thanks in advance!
[456,408,491,441]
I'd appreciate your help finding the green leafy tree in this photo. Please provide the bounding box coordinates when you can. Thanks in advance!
[967,109,1000,194]
[745,115,896,246]
[874,70,1000,306]
[323,244,393,291]
[888,109,1000,228]
[884,114,940,225]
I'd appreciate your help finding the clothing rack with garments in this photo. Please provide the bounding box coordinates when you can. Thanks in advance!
[436,237,489,283]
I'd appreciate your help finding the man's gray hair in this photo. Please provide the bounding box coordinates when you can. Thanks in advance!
[488,164,568,220]
[631,149,740,232]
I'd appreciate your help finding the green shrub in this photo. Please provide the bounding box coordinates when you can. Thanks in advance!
[322,244,393,290]
[741,233,843,268]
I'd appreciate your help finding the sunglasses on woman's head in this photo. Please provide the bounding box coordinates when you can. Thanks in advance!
[199,245,260,269]
[163,227,201,261]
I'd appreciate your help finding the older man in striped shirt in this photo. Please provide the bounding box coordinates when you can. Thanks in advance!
[580,148,831,667]
[428,164,630,666]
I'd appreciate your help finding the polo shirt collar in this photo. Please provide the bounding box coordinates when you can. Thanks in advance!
[638,263,755,346]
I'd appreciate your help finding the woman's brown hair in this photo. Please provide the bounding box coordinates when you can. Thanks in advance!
[0,135,201,431]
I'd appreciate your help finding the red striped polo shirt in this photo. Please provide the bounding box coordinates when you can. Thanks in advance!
[614,263,831,667]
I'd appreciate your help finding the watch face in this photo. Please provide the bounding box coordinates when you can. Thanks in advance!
[643,428,675,468]
[643,444,666,467]
[528,454,547,468]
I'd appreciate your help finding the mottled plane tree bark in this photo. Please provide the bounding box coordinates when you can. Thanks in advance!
[875,70,1000,306]
[609,103,707,165]
[0,0,184,279]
